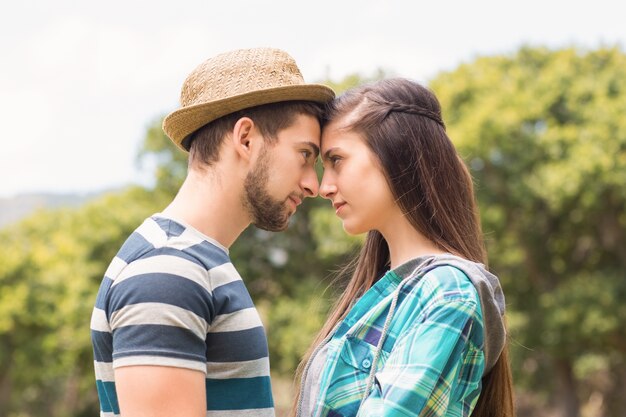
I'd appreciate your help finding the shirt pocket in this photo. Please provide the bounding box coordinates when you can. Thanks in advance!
[322,336,389,415]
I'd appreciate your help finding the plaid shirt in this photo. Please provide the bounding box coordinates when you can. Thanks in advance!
[307,259,485,417]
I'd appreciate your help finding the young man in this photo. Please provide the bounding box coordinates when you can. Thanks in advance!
[90,48,335,417]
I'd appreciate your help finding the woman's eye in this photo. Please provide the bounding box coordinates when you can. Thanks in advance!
[329,155,342,166]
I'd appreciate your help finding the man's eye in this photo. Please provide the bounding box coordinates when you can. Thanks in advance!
[301,150,312,159]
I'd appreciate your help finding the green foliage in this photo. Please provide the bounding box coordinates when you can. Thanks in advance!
[3,50,626,416]
[136,116,188,195]
[310,206,363,258]
[431,45,626,413]
[263,280,334,374]
[0,187,165,417]
[323,69,388,95]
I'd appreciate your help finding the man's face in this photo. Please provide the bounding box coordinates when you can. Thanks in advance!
[243,114,321,231]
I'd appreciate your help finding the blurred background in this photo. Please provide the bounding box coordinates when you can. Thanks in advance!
[1,1,625,416]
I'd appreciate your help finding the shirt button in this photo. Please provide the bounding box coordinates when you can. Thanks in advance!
[362,358,372,369]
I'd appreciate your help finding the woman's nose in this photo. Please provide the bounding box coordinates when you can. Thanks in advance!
[319,173,337,200]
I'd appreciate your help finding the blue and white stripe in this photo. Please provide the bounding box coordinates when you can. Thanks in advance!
[91,214,274,416]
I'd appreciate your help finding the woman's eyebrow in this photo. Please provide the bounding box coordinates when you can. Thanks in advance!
[322,147,339,162]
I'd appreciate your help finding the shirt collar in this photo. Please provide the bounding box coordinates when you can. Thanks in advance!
[386,255,435,282]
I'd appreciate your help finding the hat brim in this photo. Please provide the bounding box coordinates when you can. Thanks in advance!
[162,84,335,152]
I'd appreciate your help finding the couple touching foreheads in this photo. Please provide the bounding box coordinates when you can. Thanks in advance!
[91,48,514,417]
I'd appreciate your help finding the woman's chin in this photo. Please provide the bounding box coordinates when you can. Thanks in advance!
[341,221,368,236]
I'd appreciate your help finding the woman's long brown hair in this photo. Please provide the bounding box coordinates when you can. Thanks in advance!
[291,78,514,417]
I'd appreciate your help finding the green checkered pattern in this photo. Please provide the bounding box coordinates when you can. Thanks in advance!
[310,263,485,417]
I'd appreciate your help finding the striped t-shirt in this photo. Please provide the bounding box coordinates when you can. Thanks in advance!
[90,214,275,417]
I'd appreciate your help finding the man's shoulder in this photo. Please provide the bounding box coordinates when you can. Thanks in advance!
[114,215,230,270]
[101,216,246,304]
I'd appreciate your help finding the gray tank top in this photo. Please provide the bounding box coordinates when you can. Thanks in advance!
[299,343,331,417]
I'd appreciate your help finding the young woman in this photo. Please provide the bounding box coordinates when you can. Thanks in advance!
[292,78,514,417]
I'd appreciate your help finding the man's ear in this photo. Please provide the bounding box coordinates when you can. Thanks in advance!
[231,117,260,162]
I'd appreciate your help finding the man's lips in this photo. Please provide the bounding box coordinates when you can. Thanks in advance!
[288,196,302,208]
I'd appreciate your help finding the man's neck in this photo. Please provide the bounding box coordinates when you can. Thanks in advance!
[161,168,250,249]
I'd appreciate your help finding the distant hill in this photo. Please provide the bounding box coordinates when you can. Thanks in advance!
[0,192,102,228]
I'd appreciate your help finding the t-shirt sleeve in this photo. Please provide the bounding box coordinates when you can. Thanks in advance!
[105,256,214,373]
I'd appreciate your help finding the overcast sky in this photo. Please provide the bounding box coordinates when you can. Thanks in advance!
[1,0,624,197]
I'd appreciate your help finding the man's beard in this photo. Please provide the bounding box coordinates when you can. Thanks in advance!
[243,147,292,232]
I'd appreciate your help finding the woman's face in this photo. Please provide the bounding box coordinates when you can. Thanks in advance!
[320,118,399,235]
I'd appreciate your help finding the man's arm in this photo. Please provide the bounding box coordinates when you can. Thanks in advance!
[115,365,206,417]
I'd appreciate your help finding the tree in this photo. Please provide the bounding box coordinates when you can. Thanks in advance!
[0,187,165,417]
[430,46,626,417]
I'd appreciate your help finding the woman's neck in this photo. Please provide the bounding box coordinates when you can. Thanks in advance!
[378,210,447,269]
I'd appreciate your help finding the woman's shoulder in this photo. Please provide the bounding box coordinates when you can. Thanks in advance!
[412,264,480,305]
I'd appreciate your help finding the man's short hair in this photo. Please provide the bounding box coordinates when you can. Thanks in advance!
[188,100,324,167]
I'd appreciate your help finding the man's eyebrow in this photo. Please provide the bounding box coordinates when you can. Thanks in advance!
[298,141,320,158]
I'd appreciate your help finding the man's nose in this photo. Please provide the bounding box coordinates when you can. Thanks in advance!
[302,167,319,197]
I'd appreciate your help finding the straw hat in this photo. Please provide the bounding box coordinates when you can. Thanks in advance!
[162,48,336,152]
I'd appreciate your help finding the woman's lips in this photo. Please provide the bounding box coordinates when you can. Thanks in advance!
[333,202,346,214]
